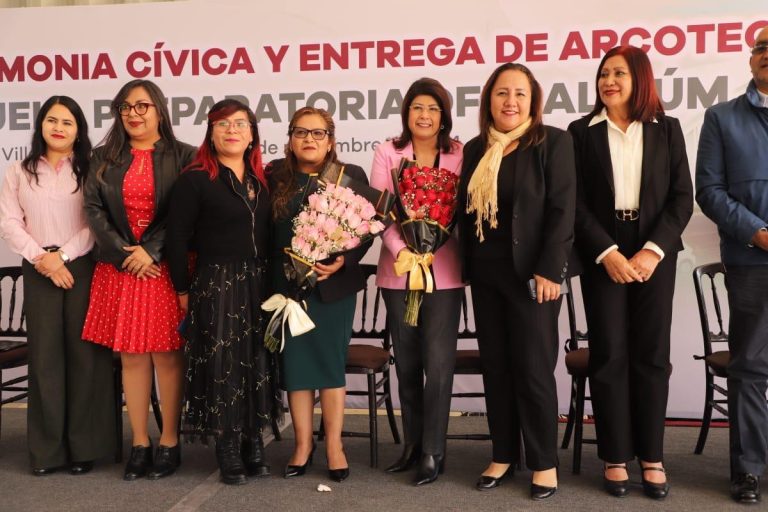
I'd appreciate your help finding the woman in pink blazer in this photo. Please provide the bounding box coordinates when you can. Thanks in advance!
[369,77,464,486]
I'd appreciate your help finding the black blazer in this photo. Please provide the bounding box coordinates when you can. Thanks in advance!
[458,126,577,283]
[267,159,373,303]
[567,114,693,263]
[84,139,196,267]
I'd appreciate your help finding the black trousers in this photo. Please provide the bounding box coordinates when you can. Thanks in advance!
[383,288,462,456]
[724,264,768,476]
[22,256,116,468]
[581,220,677,463]
[469,258,561,470]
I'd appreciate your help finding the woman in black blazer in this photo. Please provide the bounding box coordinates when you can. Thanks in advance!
[458,62,576,500]
[567,46,693,499]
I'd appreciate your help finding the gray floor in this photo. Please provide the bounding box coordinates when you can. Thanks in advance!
[0,406,756,511]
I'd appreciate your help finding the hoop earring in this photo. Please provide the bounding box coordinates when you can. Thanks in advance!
[440,124,445,130]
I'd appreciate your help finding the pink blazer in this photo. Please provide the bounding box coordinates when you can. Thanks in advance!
[369,139,465,290]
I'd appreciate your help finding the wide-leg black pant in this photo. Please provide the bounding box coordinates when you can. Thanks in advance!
[581,220,677,463]
[383,288,462,456]
[469,258,561,470]
[23,256,115,468]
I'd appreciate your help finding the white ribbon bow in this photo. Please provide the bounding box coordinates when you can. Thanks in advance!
[261,293,316,353]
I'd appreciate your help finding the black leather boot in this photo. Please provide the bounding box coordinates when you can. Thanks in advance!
[216,432,247,485]
[124,442,153,481]
[241,436,270,477]
[413,453,444,486]
[385,444,421,473]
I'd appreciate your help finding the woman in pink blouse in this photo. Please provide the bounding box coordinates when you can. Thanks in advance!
[370,78,464,486]
[0,95,115,475]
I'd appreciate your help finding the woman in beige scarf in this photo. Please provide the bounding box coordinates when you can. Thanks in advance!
[458,63,577,500]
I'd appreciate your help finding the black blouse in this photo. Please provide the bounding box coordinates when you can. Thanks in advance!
[166,163,270,292]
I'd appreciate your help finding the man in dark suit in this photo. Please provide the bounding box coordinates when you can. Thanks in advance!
[696,26,768,505]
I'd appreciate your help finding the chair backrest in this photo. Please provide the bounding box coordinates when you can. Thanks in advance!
[693,262,728,356]
[351,263,389,349]
[563,276,588,352]
[0,266,25,339]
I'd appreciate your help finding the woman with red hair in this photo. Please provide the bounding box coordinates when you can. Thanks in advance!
[167,99,281,485]
[568,46,692,499]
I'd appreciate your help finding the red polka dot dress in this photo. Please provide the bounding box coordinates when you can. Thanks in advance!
[83,149,184,353]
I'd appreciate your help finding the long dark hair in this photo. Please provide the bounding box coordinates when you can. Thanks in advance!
[95,79,177,181]
[21,95,91,191]
[269,107,338,220]
[478,63,546,149]
[185,99,265,186]
[590,45,664,122]
[393,77,457,154]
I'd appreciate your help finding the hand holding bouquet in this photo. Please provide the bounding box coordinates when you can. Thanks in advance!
[263,171,391,353]
[391,158,459,326]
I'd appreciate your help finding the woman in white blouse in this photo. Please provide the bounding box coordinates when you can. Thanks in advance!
[0,96,115,476]
[567,46,692,500]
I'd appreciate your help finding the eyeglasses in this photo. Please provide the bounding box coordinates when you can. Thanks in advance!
[212,120,251,131]
[751,41,768,56]
[117,102,155,117]
[410,104,442,115]
[291,127,331,140]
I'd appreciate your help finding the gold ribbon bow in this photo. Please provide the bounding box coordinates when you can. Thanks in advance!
[261,293,316,353]
[394,250,435,293]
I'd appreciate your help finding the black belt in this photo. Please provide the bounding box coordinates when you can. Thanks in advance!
[615,209,639,221]
[42,245,61,252]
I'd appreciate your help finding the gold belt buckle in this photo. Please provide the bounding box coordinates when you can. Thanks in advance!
[137,219,150,227]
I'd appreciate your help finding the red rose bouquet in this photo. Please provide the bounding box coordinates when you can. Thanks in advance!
[391,157,459,326]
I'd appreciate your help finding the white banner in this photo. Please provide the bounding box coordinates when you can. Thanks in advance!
[2,0,766,416]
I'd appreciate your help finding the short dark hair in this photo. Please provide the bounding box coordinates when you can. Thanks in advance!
[478,63,545,149]
[393,77,457,154]
[22,95,91,192]
[590,45,663,122]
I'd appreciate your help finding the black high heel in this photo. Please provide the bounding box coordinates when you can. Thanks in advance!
[603,463,630,497]
[284,442,316,478]
[638,461,669,500]
[327,447,350,482]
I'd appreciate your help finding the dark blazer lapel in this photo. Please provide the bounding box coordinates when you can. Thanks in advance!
[639,121,663,207]
[589,121,615,195]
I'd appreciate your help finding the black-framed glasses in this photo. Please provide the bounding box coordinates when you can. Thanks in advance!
[410,103,442,115]
[291,127,330,140]
[212,120,251,131]
[751,41,768,56]
[117,102,155,117]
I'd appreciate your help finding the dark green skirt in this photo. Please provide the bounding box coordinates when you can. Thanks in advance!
[279,289,355,391]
